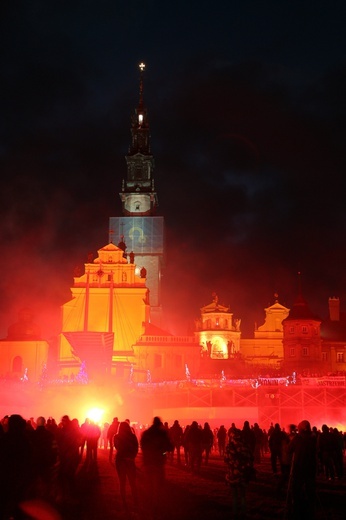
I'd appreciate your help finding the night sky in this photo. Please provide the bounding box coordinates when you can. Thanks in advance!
[2,1,346,338]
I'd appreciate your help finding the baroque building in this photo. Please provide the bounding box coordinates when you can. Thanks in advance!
[282,291,323,374]
[240,295,289,371]
[1,66,346,386]
[58,242,150,380]
[0,308,48,381]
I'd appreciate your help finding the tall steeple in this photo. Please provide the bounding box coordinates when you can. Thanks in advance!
[110,63,165,327]
[120,62,158,216]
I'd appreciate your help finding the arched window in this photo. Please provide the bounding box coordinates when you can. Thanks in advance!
[12,356,23,373]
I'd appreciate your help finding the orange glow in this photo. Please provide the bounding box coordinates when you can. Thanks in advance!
[85,407,104,423]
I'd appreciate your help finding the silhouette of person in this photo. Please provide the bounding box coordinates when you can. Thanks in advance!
[107,417,120,462]
[185,421,203,473]
[55,415,81,502]
[85,420,101,467]
[140,416,173,517]
[269,423,285,475]
[217,425,227,456]
[288,420,317,520]
[0,414,36,518]
[114,421,139,511]
[201,422,214,465]
[31,416,59,500]
[169,419,183,464]
[225,427,254,519]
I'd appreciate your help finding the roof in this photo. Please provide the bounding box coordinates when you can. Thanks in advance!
[283,294,321,322]
[143,322,172,336]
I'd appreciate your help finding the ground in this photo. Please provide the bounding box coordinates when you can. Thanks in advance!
[30,448,345,520]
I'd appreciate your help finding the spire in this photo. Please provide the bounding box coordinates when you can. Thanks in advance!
[297,270,302,296]
[120,63,158,216]
[138,62,145,112]
[128,62,151,155]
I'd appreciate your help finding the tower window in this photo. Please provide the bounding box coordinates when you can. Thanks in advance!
[336,352,344,363]
[12,356,23,373]
[138,113,143,125]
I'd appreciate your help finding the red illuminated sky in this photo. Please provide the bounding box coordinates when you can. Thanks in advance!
[1,1,346,337]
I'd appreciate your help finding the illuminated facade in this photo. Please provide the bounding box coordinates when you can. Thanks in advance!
[195,294,241,359]
[0,309,48,382]
[132,323,200,382]
[58,242,150,378]
[241,296,289,370]
[109,63,164,327]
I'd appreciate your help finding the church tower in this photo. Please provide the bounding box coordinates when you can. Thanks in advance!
[109,63,164,326]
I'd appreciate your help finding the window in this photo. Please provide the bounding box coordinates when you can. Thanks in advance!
[289,348,295,357]
[302,326,308,334]
[289,326,295,334]
[336,352,344,363]
[321,352,328,361]
[154,354,162,369]
[302,347,309,356]
[12,356,23,373]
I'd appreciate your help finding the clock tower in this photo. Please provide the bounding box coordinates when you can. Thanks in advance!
[109,63,164,326]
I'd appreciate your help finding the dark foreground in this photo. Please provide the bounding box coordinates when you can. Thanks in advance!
[21,450,346,520]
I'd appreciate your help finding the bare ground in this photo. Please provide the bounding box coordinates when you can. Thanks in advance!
[50,449,346,520]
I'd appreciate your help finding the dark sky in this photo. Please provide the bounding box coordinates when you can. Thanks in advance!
[1,1,346,337]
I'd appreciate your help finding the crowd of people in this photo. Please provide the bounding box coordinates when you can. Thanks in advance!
[0,412,345,519]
